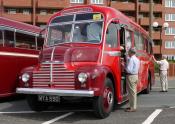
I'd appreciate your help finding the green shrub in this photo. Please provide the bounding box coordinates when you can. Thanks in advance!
[154,63,159,73]
[168,60,175,63]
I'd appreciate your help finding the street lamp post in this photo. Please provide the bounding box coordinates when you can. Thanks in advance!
[152,22,169,57]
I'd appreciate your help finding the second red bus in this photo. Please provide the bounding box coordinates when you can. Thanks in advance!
[0,17,43,97]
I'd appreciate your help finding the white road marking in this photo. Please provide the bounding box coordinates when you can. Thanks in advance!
[142,109,162,124]
[42,112,74,124]
[0,110,92,114]
[169,106,175,108]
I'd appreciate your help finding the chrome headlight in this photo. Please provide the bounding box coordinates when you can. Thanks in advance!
[22,73,30,83]
[78,73,88,83]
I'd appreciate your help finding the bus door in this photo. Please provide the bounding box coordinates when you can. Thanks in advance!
[119,25,133,99]
[103,21,125,103]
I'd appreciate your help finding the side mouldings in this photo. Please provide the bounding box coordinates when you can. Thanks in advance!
[103,51,121,57]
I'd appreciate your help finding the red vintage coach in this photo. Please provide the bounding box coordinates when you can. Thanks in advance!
[16,5,155,118]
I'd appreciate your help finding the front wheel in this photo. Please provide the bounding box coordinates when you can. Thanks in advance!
[93,78,114,119]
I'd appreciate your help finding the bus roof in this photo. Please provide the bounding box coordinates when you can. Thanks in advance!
[0,17,42,36]
[49,5,150,39]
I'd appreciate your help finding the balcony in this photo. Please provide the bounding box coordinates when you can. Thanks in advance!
[2,13,32,22]
[152,32,160,40]
[111,1,135,11]
[139,17,149,26]
[153,4,162,12]
[36,14,53,23]
[37,0,69,8]
[128,16,135,22]
[153,45,160,54]
[153,18,163,26]
[3,0,32,7]
[139,3,149,12]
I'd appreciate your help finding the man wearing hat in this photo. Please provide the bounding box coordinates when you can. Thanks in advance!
[153,55,169,92]
[125,48,140,112]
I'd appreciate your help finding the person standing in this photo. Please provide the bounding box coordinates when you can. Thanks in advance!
[153,55,169,92]
[125,48,140,112]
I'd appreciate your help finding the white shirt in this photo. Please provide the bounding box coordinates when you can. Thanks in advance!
[156,59,169,71]
[87,23,101,42]
[126,55,140,75]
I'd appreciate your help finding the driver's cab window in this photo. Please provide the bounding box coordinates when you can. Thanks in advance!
[105,23,118,48]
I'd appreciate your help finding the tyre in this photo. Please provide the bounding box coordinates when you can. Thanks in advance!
[27,95,49,111]
[93,78,114,119]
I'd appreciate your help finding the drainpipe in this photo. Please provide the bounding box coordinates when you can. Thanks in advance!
[149,0,153,38]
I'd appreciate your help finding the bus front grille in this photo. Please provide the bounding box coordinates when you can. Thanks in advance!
[32,63,75,89]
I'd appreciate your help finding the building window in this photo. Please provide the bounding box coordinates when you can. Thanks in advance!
[165,27,175,35]
[165,41,171,48]
[165,14,175,21]
[70,0,84,3]
[91,0,103,4]
[165,41,175,48]
[167,55,175,60]
[23,9,30,15]
[165,0,175,8]
[40,10,47,15]
[8,9,16,14]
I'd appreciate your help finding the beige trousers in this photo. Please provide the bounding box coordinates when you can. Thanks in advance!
[127,75,138,109]
[160,71,168,91]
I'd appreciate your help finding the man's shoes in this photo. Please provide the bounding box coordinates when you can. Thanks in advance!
[125,108,136,112]
[160,90,168,92]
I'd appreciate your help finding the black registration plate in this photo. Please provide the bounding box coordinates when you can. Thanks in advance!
[38,95,60,102]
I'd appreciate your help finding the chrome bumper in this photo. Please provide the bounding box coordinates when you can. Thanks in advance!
[16,88,94,97]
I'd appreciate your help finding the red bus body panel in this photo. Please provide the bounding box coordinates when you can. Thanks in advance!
[0,17,43,97]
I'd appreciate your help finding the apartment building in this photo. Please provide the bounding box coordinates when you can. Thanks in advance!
[0,0,175,59]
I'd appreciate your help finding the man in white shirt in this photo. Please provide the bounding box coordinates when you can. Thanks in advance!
[153,55,169,92]
[87,22,101,42]
[125,48,140,112]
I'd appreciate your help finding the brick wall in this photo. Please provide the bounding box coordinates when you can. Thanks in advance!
[168,63,175,77]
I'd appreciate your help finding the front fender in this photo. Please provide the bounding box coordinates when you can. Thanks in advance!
[77,65,112,96]
[91,65,113,96]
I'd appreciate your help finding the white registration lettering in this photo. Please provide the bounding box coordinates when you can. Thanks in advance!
[38,95,60,102]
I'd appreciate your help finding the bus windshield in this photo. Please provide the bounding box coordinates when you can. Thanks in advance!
[47,13,103,46]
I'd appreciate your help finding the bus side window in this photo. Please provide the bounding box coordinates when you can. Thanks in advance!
[0,30,3,47]
[145,38,149,53]
[134,32,144,50]
[16,32,35,49]
[149,41,153,54]
[4,30,15,47]
[105,23,118,48]
[37,38,44,50]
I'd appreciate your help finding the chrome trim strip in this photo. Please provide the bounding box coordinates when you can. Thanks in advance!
[42,61,64,64]
[33,82,75,84]
[33,73,74,76]
[33,76,74,79]
[104,51,121,57]
[16,88,94,97]
[0,52,38,58]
